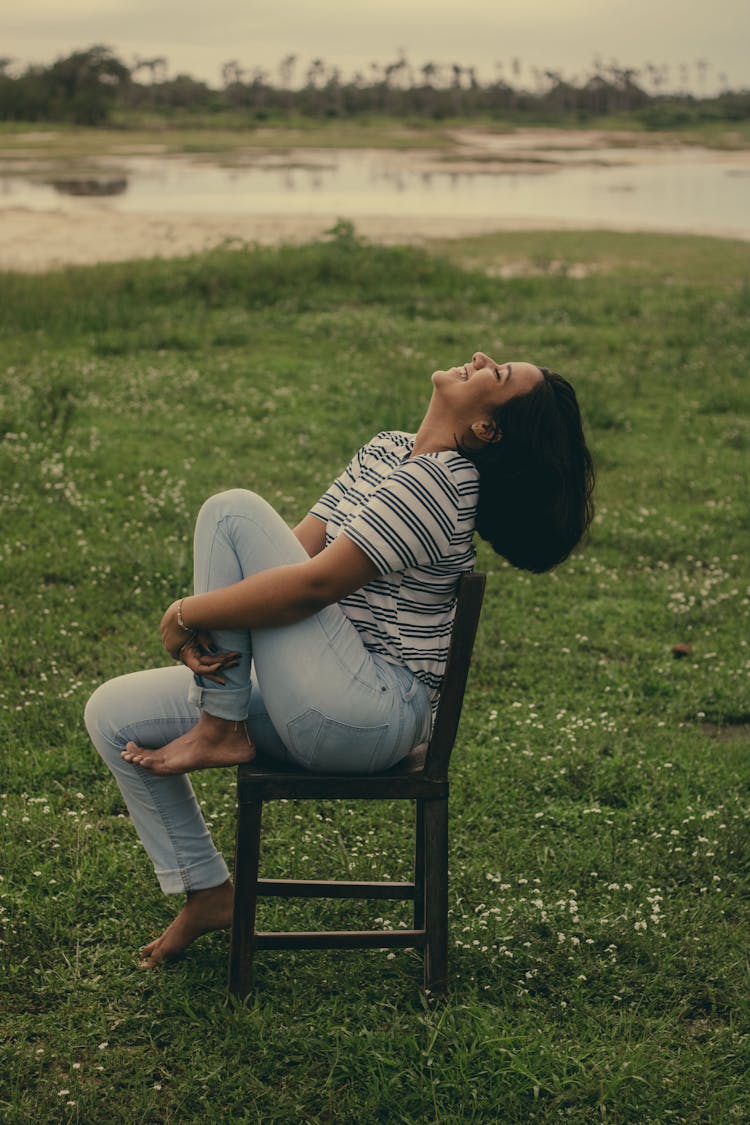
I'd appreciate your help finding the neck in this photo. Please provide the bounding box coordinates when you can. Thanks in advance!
[411,395,461,457]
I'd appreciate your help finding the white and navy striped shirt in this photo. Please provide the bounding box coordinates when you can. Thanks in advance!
[310,431,480,713]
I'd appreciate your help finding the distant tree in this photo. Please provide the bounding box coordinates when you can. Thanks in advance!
[322,66,343,116]
[221,59,245,88]
[248,66,270,114]
[133,56,167,85]
[278,54,296,89]
[305,58,327,90]
[1,43,745,127]
[45,45,130,124]
[152,73,216,112]
[278,54,297,114]
[221,59,247,109]
[421,61,437,88]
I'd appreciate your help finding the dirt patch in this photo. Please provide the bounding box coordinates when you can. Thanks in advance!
[701,719,750,742]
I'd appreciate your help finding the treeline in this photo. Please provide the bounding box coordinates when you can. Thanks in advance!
[0,45,748,127]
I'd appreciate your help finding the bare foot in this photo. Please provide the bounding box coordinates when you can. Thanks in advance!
[121,711,255,775]
[139,880,234,968]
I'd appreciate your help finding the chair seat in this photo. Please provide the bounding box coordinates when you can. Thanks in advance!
[237,745,447,802]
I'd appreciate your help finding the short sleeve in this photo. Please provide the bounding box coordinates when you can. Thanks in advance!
[309,446,365,523]
[343,456,460,574]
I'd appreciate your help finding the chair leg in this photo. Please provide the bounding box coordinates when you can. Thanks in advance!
[413,799,425,931]
[228,796,263,998]
[422,798,449,994]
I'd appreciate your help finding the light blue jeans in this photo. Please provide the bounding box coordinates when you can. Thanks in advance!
[84,489,432,894]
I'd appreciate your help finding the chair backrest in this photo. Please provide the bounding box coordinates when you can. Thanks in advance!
[423,572,486,781]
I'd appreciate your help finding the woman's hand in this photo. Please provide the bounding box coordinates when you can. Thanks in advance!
[160,601,240,684]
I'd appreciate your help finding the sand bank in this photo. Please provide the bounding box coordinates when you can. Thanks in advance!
[3,207,750,273]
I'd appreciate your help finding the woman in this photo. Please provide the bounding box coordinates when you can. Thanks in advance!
[85,351,594,967]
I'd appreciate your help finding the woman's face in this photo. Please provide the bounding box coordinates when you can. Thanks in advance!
[432,352,543,419]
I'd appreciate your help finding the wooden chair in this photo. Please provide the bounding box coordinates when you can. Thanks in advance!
[228,572,486,997]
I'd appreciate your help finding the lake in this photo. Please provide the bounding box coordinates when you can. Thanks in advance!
[2,134,749,247]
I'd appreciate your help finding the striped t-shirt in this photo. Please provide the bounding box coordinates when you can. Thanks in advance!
[309,430,480,712]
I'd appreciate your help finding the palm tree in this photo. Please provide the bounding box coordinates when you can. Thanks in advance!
[694,58,708,95]
[305,58,326,90]
[221,60,244,88]
[278,54,296,89]
[421,61,437,88]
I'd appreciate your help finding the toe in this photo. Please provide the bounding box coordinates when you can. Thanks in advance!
[122,741,143,763]
[138,937,167,967]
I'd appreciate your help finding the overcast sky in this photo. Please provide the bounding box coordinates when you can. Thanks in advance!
[4,0,748,91]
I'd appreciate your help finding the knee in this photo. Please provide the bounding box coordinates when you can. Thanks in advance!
[197,488,273,528]
[83,683,104,738]
[83,680,119,754]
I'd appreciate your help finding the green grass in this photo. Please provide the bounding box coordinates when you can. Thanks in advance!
[1,228,749,1122]
[1,115,749,161]
[0,118,461,160]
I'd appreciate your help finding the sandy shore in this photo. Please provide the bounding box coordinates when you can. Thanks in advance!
[3,207,750,273]
[0,208,530,272]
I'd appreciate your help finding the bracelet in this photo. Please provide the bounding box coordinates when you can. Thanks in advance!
[176,598,194,635]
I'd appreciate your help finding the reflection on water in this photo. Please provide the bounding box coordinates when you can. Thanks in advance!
[45,177,128,197]
[1,146,749,236]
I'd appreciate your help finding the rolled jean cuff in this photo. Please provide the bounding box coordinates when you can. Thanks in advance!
[187,678,250,721]
[155,851,231,895]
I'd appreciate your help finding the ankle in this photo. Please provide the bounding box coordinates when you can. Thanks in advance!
[198,712,246,737]
[186,877,230,895]
[187,880,233,904]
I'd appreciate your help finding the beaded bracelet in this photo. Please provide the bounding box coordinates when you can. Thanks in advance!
[176,598,194,635]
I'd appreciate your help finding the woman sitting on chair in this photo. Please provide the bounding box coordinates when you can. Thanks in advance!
[84,351,594,966]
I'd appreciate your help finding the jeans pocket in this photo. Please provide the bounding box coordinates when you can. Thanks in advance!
[286,708,390,773]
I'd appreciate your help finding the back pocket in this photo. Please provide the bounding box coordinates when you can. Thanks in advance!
[286,708,390,773]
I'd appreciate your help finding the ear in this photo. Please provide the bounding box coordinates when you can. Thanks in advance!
[470,419,503,445]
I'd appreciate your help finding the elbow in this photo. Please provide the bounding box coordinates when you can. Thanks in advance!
[299,572,341,616]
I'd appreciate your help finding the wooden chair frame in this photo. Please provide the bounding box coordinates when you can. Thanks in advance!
[228,572,486,996]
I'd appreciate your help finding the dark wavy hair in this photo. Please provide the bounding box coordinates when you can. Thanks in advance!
[461,368,595,573]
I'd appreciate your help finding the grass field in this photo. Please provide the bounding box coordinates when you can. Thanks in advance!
[1,116,750,161]
[1,227,749,1122]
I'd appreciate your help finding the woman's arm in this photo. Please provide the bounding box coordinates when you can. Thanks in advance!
[293,513,327,558]
[161,533,378,656]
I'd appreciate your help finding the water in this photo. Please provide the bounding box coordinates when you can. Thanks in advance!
[2,144,749,238]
